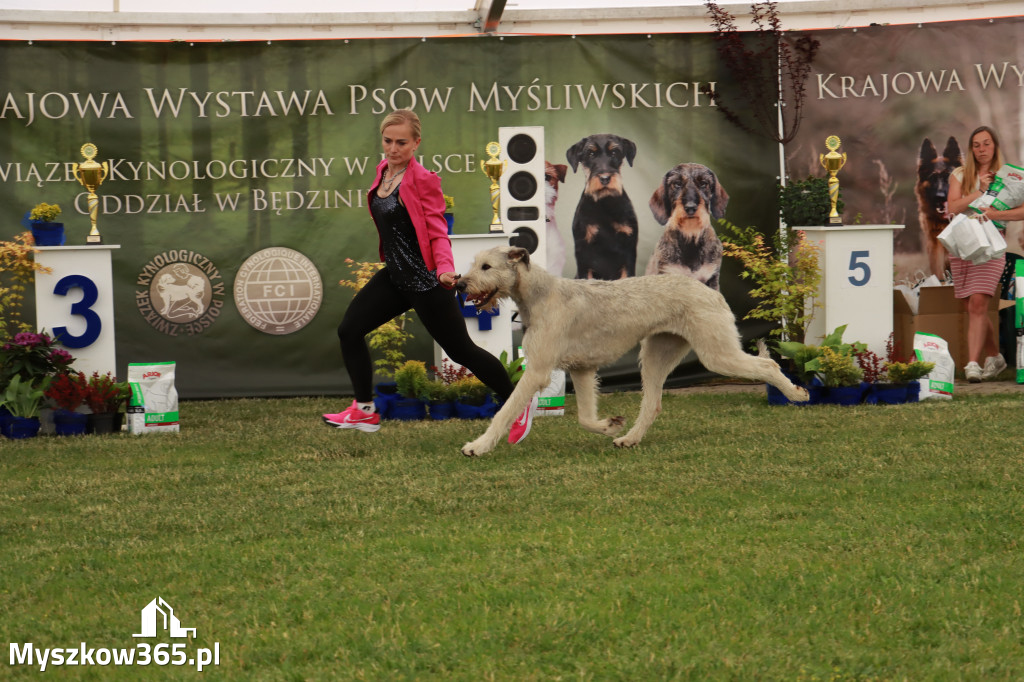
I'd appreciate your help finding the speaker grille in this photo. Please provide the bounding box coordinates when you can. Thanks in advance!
[506,134,538,164]
[508,171,538,201]
[509,226,540,254]
[507,206,540,221]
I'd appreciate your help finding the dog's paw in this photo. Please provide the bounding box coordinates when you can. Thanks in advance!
[601,415,626,435]
[461,438,492,457]
[612,434,641,448]
[790,387,810,403]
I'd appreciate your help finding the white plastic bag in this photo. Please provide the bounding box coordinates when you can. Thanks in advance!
[913,333,954,400]
[972,218,1006,264]
[938,213,990,262]
[126,361,180,433]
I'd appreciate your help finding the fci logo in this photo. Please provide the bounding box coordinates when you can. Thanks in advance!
[133,597,196,638]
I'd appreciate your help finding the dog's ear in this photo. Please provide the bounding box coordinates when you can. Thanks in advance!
[918,138,937,179]
[553,163,567,183]
[711,172,730,220]
[508,246,531,267]
[649,181,669,225]
[622,138,638,167]
[943,136,963,167]
[566,139,587,172]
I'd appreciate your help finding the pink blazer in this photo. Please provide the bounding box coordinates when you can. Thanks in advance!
[368,157,455,281]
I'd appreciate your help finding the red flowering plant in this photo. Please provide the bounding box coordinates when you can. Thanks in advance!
[0,330,75,390]
[44,371,88,412]
[85,371,131,414]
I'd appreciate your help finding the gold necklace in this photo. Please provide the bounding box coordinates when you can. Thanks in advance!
[382,166,406,191]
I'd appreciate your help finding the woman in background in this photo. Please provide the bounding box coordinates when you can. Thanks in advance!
[945,125,1007,382]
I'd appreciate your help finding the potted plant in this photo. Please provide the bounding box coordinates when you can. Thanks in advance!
[85,371,131,434]
[452,375,496,419]
[719,220,821,342]
[1,231,51,339]
[880,360,935,404]
[1,374,51,439]
[815,346,865,405]
[778,176,843,228]
[24,202,65,246]
[392,360,429,420]
[424,377,458,420]
[45,371,90,435]
[443,194,455,233]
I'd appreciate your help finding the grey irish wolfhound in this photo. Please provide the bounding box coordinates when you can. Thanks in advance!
[455,245,808,456]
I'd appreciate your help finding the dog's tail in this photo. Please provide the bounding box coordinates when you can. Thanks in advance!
[756,338,770,358]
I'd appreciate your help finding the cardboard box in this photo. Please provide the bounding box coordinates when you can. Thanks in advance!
[892,285,1006,368]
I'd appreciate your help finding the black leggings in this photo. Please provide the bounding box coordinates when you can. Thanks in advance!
[338,267,514,403]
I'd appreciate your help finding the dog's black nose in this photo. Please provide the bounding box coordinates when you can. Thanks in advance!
[455,280,467,293]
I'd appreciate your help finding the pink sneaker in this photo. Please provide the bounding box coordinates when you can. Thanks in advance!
[322,401,380,433]
[508,394,539,445]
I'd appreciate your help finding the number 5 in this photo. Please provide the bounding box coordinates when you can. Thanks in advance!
[848,250,871,286]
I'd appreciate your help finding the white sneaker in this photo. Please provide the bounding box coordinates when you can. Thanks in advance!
[964,362,983,383]
[981,354,1007,380]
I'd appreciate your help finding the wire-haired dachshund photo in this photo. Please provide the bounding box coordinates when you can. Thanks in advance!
[566,134,639,280]
[646,163,730,290]
[916,136,961,278]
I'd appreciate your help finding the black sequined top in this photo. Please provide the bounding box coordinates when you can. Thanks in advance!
[371,187,438,292]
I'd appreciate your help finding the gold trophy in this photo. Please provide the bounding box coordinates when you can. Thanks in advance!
[819,135,847,226]
[72,142,109,244]
[480,141,506,233]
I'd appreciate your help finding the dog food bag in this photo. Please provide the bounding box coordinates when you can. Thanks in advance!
[538,370,566,417]
[1016,259,1024,384]
[518,346,565,417]
[969,162,1024,228]
[913,333,954,400]
[126,361,180,433]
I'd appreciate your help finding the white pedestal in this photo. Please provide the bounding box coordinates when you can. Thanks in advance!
[799,225,903,356]
[34,245,119,378]
[433,233,513,370]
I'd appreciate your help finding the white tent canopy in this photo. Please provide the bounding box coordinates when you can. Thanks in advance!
[2,0,1021,41]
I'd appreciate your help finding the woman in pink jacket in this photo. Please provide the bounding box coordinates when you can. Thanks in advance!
[324,109,534,442]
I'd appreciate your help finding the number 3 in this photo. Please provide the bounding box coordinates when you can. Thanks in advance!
[52,274,102,348]
[848,250,871,286]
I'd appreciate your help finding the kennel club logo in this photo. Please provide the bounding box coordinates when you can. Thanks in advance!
[234,247,322,335]
[135,250,225,336]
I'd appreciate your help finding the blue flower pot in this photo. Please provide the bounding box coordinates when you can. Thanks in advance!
[455,394,498,419]
[428,400,455,420]
[866,383,909,405]
[53,409,88,436]
[373,382,399,419]
[444,213,454,234]
[30,221,65,246]
[822,383,865,406]
[5,416,41,439]
[390,396,426,421]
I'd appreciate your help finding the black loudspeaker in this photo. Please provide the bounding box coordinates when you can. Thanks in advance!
[499,126,545,267]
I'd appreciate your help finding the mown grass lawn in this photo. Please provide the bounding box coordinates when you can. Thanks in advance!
[2,390,1023,680]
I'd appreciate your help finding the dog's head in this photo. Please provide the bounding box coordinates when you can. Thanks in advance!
[455,246,531,312]
[544,161,567,190]
[566,134,637,199]
[649,163,729,227]
[917,136,962,217]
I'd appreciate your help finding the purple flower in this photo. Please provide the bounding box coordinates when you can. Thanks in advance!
[50,348,73,365]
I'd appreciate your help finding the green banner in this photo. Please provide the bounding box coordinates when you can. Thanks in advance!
[0,36,777,397]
